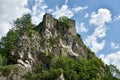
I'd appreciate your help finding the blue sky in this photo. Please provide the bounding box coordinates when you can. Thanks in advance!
[0,0,120,70]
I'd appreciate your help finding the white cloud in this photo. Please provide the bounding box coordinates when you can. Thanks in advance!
[52,5,87,19]
[111,42,120,49]
[114,15,120,21]
[52,5,74,19]
[99,51,120,70]
[31,0,48,24]
[84,13,89,18]
[0,0,88,38]
[37,0,44,3]
[0,0,30,38]
[90,8,112,27]
[85,8,112,53]
[47,9,53,13]
[72,6,88,13]
[0,22,11,38]
[31,0,87,24]
[85,34,106,53]
[52,0,87,19]
[78,22,88,33]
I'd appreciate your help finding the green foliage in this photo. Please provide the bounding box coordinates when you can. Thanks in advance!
[1,30,19,50]
[54,56,76,70]
[24,63,62,80]
[0,30,19,65]
[55,57,78,80]
[0,54,7,65]
[0,14,35,65]
[102,65,120,80]
[0,65,14,76]
[25,69,62,80]
[0,48,8,65]
[23,53,120,80]
[77,58,102,80]
[58,16,71,29]
[49,37,58,44]
[53,56,119,80]
[13,14,35,38]
[27,27,36,37]
[13,14,34,31]
[48,68,62,80]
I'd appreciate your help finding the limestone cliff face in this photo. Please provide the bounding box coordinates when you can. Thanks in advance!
[11,13,90,70]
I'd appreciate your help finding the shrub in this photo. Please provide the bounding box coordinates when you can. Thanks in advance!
[58,16,71,29]
[0,65,14,76]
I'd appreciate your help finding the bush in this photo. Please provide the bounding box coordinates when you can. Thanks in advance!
[0,54,7,66]
[58,16,71,29]
[48,68,62,80]
[0,65,14,76]
[13,14,34,31]
[1,30,19,50]
[0,30,19,65]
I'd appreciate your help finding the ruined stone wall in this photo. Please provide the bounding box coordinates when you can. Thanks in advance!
[68,19,76,36]
[42,13,76,36]
[43,13,54,28]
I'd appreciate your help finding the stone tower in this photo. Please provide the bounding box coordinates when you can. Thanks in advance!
[43,13,53,28]
[43,13,58,29]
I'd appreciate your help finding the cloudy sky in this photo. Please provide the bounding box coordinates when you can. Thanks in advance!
[0,0,120,70]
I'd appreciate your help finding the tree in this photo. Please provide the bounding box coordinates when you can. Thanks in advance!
[0,14,34,65]
[13,14,34,31]
[1,30,19,49]
[0,29,19,65]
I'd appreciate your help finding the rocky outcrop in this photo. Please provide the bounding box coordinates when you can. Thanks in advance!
[10,14,89,70]
[11,28,88,70]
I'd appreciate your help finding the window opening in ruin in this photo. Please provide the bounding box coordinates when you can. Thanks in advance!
[62,27,64,30]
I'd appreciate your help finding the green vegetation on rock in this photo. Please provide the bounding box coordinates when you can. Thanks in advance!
[58,16,71,29]
[24,55,120,80]
[0,14,35,66]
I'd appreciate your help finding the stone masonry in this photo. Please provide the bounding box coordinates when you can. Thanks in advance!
[38,13,76,36]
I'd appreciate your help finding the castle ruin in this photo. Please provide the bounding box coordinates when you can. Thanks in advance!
[38,13,76,36]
